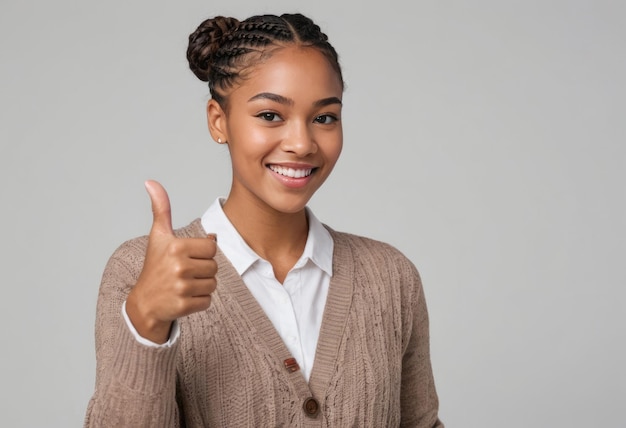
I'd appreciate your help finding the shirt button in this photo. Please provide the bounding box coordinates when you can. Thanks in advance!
[302,397,319,417]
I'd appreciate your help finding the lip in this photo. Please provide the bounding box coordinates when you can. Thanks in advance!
[267,162,317,169]
[266,162,318,189]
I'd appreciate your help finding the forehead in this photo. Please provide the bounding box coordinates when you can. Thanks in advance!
[230,46,343,102]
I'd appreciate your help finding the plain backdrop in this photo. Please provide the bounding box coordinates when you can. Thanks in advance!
[1,0,624,426]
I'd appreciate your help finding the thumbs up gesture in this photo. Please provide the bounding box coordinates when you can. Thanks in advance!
[126,180,218,344]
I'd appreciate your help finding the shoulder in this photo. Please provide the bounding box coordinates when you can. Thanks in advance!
[327,228,426,336]
[327,227,421,283]
[327,227,416,265]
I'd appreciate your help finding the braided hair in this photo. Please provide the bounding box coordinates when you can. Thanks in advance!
[187,13,343,107]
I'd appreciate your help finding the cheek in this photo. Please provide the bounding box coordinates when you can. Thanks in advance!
[230,124,282,156]
[324,134,343,166]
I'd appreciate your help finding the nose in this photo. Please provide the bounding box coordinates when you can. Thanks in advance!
[281,121,317,157]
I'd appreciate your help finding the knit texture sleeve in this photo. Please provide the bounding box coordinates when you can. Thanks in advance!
[398,257,444,428]
[84,237,181,428]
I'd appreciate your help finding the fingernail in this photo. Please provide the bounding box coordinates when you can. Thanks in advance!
[207,233,217,242]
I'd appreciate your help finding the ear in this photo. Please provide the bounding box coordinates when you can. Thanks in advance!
[207,99,228,143]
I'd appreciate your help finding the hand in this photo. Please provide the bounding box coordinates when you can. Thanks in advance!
[126,180,218,344]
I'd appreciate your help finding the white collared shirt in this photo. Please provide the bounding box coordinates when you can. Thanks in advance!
[201,198,333,381]
[124,198,333,381]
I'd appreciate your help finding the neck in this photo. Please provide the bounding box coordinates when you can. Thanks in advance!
[222,194,309,264]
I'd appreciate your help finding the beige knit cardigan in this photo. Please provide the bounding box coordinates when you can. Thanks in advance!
[84,219,443,427]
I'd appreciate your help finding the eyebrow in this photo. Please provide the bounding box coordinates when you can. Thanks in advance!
[248,92,342,108]
[314,97,343,108]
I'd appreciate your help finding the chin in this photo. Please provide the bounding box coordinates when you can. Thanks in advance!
[268,194,312,215]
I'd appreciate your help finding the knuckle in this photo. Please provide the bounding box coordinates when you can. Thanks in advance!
[172,279,188,296]
[172,262,187,277]
[168,240,184,257]
[173,298,188,316]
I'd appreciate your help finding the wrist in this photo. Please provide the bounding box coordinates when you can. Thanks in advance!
[126,291,173,344]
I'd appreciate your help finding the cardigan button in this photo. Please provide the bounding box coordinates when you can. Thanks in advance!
[302,397,320,417]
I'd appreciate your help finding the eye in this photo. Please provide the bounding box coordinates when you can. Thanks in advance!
[257,112,282,122]
[313,114,338,124]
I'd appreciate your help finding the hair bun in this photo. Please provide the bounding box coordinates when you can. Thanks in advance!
[187,16,240,82]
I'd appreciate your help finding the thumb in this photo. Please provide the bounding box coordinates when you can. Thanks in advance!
[145,180,173,235]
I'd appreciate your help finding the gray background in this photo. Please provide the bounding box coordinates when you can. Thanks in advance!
[1,0,624,426]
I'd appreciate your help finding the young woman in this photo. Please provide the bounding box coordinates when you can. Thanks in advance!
[85,13,443,427]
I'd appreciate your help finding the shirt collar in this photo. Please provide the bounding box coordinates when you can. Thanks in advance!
[200,198,333,277]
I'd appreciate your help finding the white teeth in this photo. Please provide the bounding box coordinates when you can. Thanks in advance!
[269,165,313,178]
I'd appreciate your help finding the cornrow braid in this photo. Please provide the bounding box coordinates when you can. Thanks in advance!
[187,13,343,107]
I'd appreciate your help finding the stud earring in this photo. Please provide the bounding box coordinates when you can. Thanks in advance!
[217,138,222,143]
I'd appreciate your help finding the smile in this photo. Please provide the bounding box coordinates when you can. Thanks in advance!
[268,165,314,178]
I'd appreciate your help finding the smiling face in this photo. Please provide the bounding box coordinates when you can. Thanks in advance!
[208,46,344,215]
